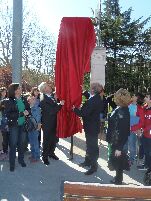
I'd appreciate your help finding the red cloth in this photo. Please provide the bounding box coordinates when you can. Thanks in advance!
[143,107,151,138]
[55,17,96,138]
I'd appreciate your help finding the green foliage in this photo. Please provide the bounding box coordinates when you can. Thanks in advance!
[22,68,50,87]
[83,73,90,91]
[99,0,151,94]
[0,0,56,79]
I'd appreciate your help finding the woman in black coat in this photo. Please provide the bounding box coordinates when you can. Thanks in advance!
[73,83,104,175]
[4,83,30,171]
[106,88,131,184]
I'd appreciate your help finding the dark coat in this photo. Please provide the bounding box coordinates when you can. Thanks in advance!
[40,94,62,135]
[4,96,30,127]
[101,95,108,119]
[106,106,130,151]
[74,93,104,135]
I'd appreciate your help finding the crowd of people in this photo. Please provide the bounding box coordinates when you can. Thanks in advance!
[0,82,64,171]
[0,82,151,186]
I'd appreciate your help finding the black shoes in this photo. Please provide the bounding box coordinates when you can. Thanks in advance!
[18,161,26,167]
[10,161,26,171]
[49,154,59,160]
[43,154,59,165]
[42,158,50,165]
[84,166,98,175]
[79,161,90,168]
[110,178,122,185]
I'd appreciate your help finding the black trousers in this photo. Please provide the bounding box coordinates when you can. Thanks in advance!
[115,169,123,183]
[42,130,57,160]
[2,130,9,153]
[38,130,41,147]
[85,132,99,167]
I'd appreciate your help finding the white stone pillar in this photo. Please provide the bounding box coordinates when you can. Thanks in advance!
[90,47,106,87]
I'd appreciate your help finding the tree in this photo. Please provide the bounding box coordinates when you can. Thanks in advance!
[98,0,151,93]
[0,1,12,67]
[0,0,56,86]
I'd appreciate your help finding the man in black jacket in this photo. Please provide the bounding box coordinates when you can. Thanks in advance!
[39,82,64,165]
[73,83,104,175]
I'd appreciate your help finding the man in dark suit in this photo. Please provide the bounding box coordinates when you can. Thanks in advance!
[73,83,104,175]
[39,82,64,165]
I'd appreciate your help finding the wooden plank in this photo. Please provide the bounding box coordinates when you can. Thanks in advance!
[64,182,151,200]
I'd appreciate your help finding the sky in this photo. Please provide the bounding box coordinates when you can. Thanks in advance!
[28,0,151,39]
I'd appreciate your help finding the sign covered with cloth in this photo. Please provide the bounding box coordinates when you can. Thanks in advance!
[55,17,96,138]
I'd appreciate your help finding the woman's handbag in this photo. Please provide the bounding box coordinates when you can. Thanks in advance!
[108,150,130,171]
[24,115,38,132]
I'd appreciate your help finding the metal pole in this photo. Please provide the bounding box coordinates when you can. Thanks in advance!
[69,136,73,160]
[99,0,101,16]
[12,0,23,84]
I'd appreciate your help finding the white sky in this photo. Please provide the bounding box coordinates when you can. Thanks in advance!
[26,0,151,39]
[27,0,99,38]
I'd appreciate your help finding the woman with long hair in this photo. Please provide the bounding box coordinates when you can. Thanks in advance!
[5,83,30,171]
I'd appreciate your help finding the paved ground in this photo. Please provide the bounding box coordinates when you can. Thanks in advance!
[0,132,145,201]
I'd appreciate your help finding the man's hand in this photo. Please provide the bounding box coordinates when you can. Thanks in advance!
[60,100,65,105]
[115,150,121,157]
[72,105,75,110]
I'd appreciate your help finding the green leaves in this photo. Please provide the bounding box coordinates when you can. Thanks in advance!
[98,0,151,94]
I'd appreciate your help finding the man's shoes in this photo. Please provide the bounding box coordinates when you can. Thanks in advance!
[42,159,50,165]
[84,166,97,175]
[79,161,90,167]
[110,178,122,185]
[49,154,59,160]
[18,161,26,167]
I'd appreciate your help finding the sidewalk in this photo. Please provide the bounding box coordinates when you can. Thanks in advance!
[0,133,145,201]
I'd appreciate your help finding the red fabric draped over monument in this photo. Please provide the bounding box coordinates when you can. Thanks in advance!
[55,17,96,138]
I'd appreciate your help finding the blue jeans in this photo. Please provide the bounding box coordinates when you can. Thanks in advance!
[9,126,26,167]
[28,130,40,160]
[124,132,137,162]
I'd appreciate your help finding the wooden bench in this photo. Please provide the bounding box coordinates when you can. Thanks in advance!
[63,181,151,201]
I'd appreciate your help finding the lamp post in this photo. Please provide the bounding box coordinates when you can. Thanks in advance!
[12,0,23,84]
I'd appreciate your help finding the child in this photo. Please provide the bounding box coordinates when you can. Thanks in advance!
[31,87,41,147]
[125,92,144,165]
[27,95,41,163]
